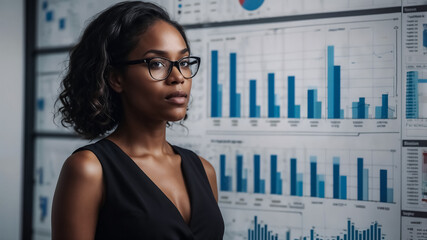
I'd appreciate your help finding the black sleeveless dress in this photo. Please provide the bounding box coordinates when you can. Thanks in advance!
[75,138,224,240]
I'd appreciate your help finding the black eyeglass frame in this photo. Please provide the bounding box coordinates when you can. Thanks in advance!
[114,56,201,81]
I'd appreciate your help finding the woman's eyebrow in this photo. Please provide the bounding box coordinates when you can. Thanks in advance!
[143,48,189,56]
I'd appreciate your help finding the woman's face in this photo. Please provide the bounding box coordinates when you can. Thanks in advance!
[114,20,192,123]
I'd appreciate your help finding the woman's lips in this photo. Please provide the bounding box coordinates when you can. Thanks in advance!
[165,91,188,105]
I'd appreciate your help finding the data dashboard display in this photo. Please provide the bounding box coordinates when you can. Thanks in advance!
[32,0,427,239]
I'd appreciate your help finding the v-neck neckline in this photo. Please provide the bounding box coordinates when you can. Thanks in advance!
[103,138,193,227]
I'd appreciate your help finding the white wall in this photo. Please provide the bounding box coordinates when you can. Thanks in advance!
[0,0,24,239]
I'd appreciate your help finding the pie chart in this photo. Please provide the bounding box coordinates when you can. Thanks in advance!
[239,0,264,11]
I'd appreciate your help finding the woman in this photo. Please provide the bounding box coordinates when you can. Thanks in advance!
[52,1,224,239]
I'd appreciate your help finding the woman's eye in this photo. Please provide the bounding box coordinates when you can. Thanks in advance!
[149,61,165,69]
[180,60,190,68]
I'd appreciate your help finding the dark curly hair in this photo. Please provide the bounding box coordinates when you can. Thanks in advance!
[56,1,190,139]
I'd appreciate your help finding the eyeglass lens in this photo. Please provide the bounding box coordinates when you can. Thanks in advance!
[148,57,199,80]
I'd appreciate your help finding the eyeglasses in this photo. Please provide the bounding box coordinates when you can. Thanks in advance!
[116,56,201,81]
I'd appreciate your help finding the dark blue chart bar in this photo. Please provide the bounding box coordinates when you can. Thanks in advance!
[288,76,300,118]
[270,155,282,195]
[250,80,261,118]
[253,154,265,194]
[290,158,303,196]
[229,53,241,118]
[310,156,325,198]
[220,154,232,192]
[236,155,247,192]
[268,73,280,118]
[327,46,343,119]
[211,50,222,117]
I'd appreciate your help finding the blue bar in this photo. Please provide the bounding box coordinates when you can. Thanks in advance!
[295,105,300,118]
[291,158,297,196]
[333,157,340,199]
[380,170,387,202]
[328,46,335,119]
[237,155,242,192]
[340,176,347,199]
[318,175,325,198]
[406,71,419,119]
[254,154,261,193]
[424,27,427,47]
[271,155,278,194]
[378,227,381,240]
[347,220,351,240]
[334,66,341,118]
[297,173,303,196]
[352,224,355,240]
[310,157,317,197]
[250,80,258,118]
[311,229,314,240]
[218,84,223,117]
[220,154,229,191]
[268,73,276,118]
[357,158,363,200]
[277,172,282,195]
[381,94,388,119]
[260,180,265,194]
[358,98,365,119]
[308,89,314,118]
[387,188,393,203]
[230,53,238,118]
[363,169,369,201]
[374,223,378,240]
[288,76,296,118]
[211,51,219,117]
[255,216,258,240]
[265,224,268,240]
[286,231,290,240]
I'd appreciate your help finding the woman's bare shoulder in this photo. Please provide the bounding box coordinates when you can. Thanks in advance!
[61,150,102,180]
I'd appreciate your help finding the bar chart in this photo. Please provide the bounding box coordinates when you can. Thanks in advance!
[215,147,397,203]
[225,211,387,240]
[208,16,399,121]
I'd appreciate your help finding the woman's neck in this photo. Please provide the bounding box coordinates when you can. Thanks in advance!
[107,116,172,157]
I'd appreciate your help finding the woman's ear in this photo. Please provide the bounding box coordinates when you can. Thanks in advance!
[108,68,124,93]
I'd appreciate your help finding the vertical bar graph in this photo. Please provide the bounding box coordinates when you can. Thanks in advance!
[220,154,232,191]
[304,219,384,240]
[254,154,266,194]
[268,73,280,118]
[217,150,395,202]
[250,80,261,118]
[270,155,282,195]
[248,216,279,240]
[210,46,395,120]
